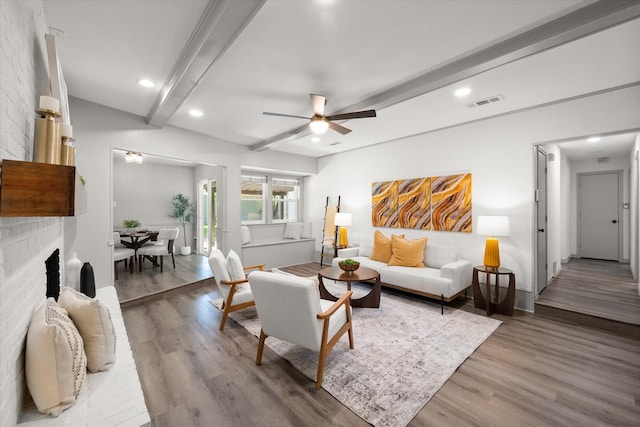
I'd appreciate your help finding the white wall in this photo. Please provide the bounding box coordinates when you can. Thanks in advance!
[568,154,631,260]
[305,86,640,311]
[65,98,317,286]
[544,144,563,277]
[630,134,639,284]
[113,157,196,250]
[0,2,60,425]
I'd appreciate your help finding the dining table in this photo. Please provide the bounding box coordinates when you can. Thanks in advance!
[119,230,159,251]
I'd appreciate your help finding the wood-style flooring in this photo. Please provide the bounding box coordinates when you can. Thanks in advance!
[121,260,640,426]
[536,258,640,325]
[115,253,212,305]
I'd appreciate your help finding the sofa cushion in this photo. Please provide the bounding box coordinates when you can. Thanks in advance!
[241,225,251,245]
[283,222,303,239]
[424,244,459,268]
[388,235,427,267]
[381,266,456,297]
[58,287,116,373]
[370,231,404,262]
[25,298,87,416]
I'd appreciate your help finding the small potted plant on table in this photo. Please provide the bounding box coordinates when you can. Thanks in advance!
[338,258,360,274]
[122,219,140,234]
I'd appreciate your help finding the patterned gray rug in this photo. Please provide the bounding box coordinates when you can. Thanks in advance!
[211,281,501,427]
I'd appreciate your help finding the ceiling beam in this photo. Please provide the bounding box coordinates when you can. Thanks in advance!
[250,0,640,152]
[146,0,265,128]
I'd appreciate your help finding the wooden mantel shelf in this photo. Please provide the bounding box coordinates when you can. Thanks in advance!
[0,159,75,217]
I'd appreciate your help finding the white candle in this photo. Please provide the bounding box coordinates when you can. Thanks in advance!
[39,95,60,113]
[61,123,73,138]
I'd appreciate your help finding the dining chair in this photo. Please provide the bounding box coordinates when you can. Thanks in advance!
[137,227,179,273]
[208,248,266,331]
[248,270,354,389]
[113,232,135,280]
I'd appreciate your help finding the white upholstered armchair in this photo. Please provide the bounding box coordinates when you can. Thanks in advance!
[208,248,265,331]
[248,270,354,389]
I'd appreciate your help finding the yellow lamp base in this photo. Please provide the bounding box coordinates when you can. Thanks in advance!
[483,237,501,268]
[338,227,348,247]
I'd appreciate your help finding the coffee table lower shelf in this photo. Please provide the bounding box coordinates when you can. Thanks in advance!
[318,266,381,308]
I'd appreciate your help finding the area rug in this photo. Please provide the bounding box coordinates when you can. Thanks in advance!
[210,281,501,427]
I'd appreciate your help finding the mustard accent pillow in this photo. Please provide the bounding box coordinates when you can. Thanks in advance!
[388,235,427,267]
[370,231,404,263]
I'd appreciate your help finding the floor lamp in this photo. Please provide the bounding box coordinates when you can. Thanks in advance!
[477,216,510,269]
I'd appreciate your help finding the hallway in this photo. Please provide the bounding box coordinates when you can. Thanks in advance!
[536,258,640,326]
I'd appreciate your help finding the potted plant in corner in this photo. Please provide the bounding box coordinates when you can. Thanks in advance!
[169,193,195,255]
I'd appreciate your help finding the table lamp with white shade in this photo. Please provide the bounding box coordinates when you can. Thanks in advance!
[334,212,352,247]
[477,216,510,268]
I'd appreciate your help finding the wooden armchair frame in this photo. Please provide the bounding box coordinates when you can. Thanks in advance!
[256,290,354,390]
[218,263,266,331]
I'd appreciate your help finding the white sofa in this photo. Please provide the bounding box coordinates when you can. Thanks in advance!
[333,240,472,313]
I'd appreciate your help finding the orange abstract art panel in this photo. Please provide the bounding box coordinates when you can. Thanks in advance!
[431,173,472,232]
[397,177,431,230]
[371,180,398,228]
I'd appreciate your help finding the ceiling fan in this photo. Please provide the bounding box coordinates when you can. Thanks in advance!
[263,94,376,135]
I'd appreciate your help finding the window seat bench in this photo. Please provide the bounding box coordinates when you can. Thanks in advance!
[241,224,316,269]
[18,286,150,427]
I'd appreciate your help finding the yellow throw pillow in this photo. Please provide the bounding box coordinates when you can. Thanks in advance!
[370,230,404,263]
[388,235,427,267]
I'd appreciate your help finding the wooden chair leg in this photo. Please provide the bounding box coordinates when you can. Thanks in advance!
[171,253,175,269]
[114,262,118,281]
[256,329,267,365]
[219,304,231,331]
[316,346,327,390]
[160,255,164,273]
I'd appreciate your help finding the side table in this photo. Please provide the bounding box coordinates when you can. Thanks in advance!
[472,266,515,316]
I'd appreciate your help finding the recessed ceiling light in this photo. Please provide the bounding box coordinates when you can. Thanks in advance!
[587,136,601,143]
[454,87,471,98]
[189,109,203,117]
[138,79,155,88]
[311,137,320,143]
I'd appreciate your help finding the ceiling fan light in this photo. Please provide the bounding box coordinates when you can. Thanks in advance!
[309,118,329,134]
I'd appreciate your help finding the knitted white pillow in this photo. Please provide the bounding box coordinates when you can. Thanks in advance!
[25,298,87,416]
[58,287,116,372]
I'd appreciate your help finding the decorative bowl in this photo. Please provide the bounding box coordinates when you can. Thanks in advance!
[338,260,360,273]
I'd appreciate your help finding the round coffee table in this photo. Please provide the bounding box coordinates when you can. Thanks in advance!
[318,266,381,308]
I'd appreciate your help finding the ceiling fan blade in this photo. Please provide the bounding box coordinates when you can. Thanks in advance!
[310,94,326,116]
[263,112,310,120]
[328,121,352,135]
[326,109,377,121]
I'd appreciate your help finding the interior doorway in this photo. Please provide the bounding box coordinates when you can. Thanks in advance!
[535,147,548,296]
[198,179,217,255]
[578,171,621,261]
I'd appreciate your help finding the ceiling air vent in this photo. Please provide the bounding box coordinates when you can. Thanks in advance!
[597,157,609,163]
[466,95,504,108]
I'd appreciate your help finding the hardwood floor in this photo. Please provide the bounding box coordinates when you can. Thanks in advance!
[115,253,213,305]
[121,261,640,426]
[536,258,640,325]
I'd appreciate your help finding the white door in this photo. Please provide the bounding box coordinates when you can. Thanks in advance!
[579,172,620,261]
[536,148,548,294]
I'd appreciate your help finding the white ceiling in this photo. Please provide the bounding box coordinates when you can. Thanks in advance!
[43,0,640,160]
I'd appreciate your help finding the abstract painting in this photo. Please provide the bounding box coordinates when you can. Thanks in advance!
[372,173,471,232]
[397,177,431,230]
[371,181,398,228]
[431,173,472,232]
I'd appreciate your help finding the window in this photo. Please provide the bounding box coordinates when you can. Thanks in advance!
[241,175,266,223]
[272,178,300,222]
[241,174,301,224]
